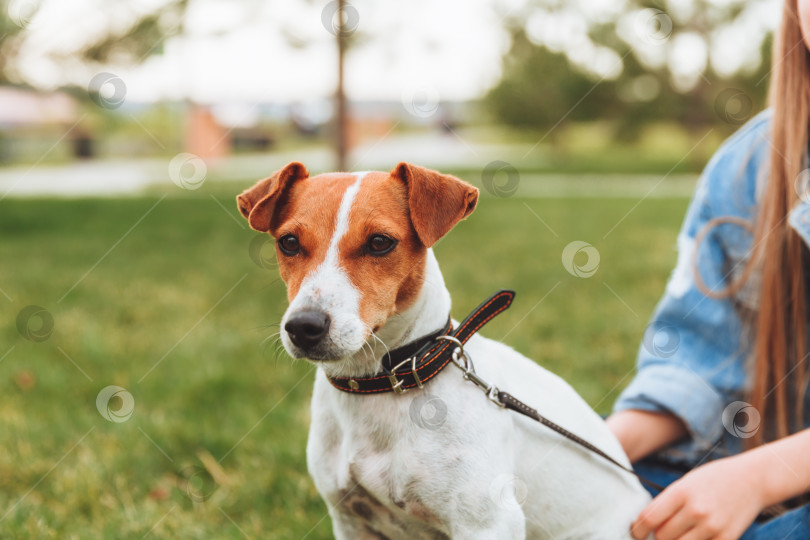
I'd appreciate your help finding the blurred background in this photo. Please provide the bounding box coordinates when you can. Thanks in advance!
[0,0,779,538]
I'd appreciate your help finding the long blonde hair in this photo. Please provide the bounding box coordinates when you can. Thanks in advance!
[748,0,810,446]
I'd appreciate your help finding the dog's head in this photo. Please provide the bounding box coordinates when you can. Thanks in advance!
[237,162,478,369]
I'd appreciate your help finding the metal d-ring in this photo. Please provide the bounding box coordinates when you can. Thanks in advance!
[436,335,471,372]
[435,334,463,352]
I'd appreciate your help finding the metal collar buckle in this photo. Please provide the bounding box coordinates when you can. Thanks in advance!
[387,355,423,393]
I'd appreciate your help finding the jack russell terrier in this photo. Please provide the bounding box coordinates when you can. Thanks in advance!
[237,162,651,539]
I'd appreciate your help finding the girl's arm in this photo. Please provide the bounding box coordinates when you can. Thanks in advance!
[606,409,688,462]
[630,427,810,540]
[754,428,810,507]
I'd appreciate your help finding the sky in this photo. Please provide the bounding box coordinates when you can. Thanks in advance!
[7,0,782,105]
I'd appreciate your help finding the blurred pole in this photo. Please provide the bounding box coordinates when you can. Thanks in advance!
[335,0,348,171]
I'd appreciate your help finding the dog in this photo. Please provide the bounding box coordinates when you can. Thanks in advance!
[237,162,651,539]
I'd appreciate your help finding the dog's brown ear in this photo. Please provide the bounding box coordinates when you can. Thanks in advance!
[236,162,309,233]
[392,162,478,247]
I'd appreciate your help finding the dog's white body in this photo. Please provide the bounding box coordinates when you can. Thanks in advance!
[307,251,651,539]
[237,165,651,539]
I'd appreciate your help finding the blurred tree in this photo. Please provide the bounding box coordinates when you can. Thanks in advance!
[486,0,773,138]
[486,30,617,137]
[78,1,189,64]
[0,0,190,84]
[0,1,32,84]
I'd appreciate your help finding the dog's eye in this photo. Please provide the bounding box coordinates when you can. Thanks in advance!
[278,234,300,256]
[366,234,397,256]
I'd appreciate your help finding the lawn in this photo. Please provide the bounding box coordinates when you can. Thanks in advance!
[0,184,690,538]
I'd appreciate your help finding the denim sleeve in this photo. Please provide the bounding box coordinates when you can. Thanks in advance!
[613,129,762,453]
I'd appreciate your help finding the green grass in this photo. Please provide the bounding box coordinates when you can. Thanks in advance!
[0,188,689,538]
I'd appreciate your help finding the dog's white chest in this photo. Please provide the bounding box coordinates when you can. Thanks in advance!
[307,379,457,539]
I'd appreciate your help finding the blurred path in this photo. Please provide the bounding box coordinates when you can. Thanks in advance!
[0,132,698,198]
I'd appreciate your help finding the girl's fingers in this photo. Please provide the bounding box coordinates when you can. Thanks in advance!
[677,525,714,540]
[652,509,698,540]
[630,490,686,540]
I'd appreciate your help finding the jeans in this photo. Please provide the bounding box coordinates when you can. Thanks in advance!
[633,456,810,539]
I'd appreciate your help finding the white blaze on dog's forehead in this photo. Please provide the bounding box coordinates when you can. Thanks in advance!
[323,172,367,265]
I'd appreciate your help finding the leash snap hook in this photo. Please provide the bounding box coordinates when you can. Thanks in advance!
[440,336,506,409]
[451,346,474,374]
[437,335,474,373]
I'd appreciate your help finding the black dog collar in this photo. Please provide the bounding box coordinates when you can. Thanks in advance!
[327,290,515,394]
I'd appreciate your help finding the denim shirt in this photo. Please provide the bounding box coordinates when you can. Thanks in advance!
[613,109,810,465]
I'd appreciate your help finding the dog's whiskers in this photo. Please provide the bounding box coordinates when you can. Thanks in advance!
[260,330,282,348]
[253,322,281,331]
[369,330,392,362]
[259,330,291,363]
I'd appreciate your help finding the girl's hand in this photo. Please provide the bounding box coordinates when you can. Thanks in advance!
[630,455,764,540]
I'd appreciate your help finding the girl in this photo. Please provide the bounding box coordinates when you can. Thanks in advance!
[607,1,810,539]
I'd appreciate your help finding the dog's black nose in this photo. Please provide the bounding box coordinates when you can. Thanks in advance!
[285,311,331,349]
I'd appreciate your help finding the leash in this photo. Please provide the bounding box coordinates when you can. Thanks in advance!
[328,290,666,493]
[497,391,666,493]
